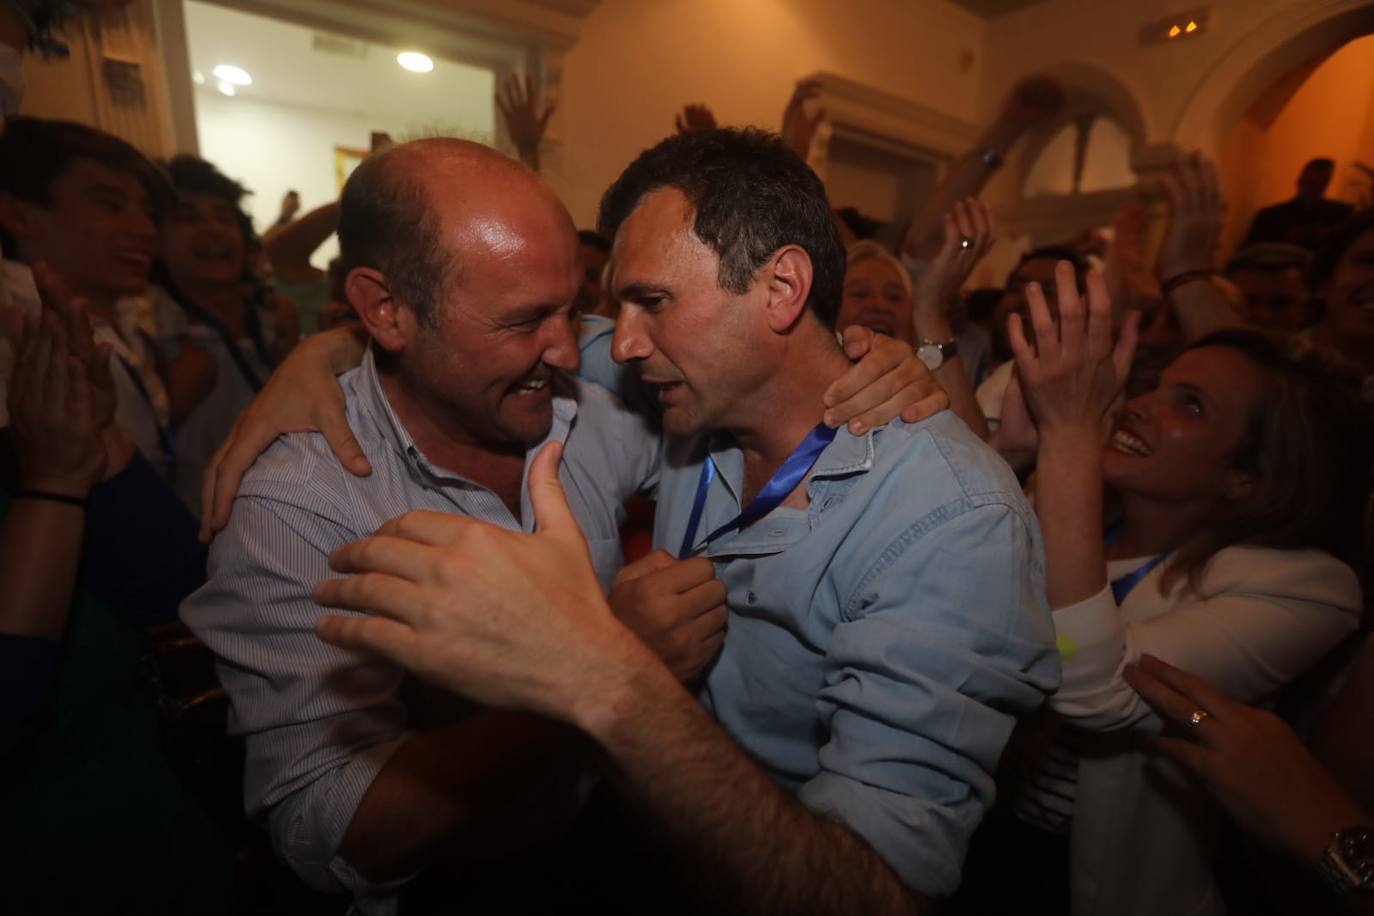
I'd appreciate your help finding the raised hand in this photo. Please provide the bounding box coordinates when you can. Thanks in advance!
[314,441,645,723]
[673,103,718,135]
[1157,151,1226,282]
[825,326,948,433]
[781,79,826,160]
[610,550,727,682]
[913,198,994,329]
[497,73,555,171]
[8,310,108,497]
[28,263,116,433]
[1007,262,1138,435]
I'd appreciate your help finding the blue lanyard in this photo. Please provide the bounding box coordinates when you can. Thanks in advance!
[116,343,176,469]
[678,423,837,559]
[1104,525,1169,604]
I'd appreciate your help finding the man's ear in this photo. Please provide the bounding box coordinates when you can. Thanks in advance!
[763,244,814,334]
[346,267,412,352]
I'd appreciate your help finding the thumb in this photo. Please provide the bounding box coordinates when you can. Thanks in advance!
[319,405,372,476]
[529,440,581,544]
[839,322,874,360]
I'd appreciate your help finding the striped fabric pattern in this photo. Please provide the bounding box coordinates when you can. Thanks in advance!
[180,347,660,911]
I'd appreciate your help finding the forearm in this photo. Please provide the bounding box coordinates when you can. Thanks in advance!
[579,652,931,916]
[914,311,987,439]
[1167,276,1248,343]
[901,121,1019,261]
[340,711,588,881]
[265,203,339,279]
[1034,427,1108,608]
[0,498,85,638]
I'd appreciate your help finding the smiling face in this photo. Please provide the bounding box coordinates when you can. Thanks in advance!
[159,190,246,289]
[610,187,771,438]
[839,255,912,343]
[2,157,157,301]
[1230,266,1313,333]
[1104,346,1265,505]
[1317,227,1374,362]
[396,165,583,449]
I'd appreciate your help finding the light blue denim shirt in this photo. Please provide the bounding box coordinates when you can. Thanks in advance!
[653,410,1061,896]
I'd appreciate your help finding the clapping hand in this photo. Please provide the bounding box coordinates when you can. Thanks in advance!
[913,198,994,325]
[1157,152,1225,282]
[1007,262,1138,436]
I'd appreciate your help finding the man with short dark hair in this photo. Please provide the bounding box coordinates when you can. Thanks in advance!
[182,135,930,914]
[1223,242,1315,333]
[1245,158,1354,250]
[0,116,211,462]
[311,128,1060,914]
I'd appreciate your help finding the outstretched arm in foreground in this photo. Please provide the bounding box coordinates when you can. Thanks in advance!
[315,443,935,916]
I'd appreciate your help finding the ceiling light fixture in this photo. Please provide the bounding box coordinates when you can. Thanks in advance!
[212,64,252,86]
[217,79,236,97]
[397,51,434,73]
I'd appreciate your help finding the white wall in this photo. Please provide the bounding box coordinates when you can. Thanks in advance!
[193,84,493,266]
[547,0,988,227]
[195,91,397,264]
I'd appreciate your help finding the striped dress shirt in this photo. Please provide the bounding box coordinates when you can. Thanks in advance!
[180,347,660,911]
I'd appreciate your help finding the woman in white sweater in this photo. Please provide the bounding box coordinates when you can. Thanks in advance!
[984,262,1369,916]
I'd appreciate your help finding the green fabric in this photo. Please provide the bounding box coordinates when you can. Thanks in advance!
[0,492,233,915]
[274,277,331,336]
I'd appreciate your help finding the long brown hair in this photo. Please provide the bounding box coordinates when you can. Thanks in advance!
[1159,329,1373,593]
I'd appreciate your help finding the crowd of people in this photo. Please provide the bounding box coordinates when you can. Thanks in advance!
[2,2,1373,915]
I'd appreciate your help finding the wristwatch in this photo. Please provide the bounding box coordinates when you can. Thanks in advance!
[977,145,1005,170]
[916,338,958,371]
[1318,827,1374,896]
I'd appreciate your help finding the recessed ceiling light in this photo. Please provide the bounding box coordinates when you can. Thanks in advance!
[213,64,252,86]
[192,70,204,85]
[397,51,433,73]
[217,79,236,97]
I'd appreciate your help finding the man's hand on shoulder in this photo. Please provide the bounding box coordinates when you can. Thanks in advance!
[610,549,727,682]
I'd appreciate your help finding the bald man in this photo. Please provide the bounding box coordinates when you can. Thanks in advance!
[180,140,666,911]
[181,139,925,913]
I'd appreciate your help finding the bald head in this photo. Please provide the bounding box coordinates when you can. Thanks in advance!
[338,137,569,327]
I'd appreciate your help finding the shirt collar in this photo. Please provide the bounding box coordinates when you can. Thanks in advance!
[702,422,879,510]
[352,345,579,489]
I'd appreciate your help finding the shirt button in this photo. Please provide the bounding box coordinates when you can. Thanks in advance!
[747,591,757,604]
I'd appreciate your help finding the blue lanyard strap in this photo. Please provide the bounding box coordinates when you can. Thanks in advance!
[1109,554,1168,604]
[678,423,837,559]
[116,347,176,469]
[1103,524,1169,604]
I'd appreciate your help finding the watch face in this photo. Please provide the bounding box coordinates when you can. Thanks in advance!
[917,343,943,371]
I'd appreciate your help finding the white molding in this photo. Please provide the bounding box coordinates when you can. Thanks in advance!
[806,70,981,162]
